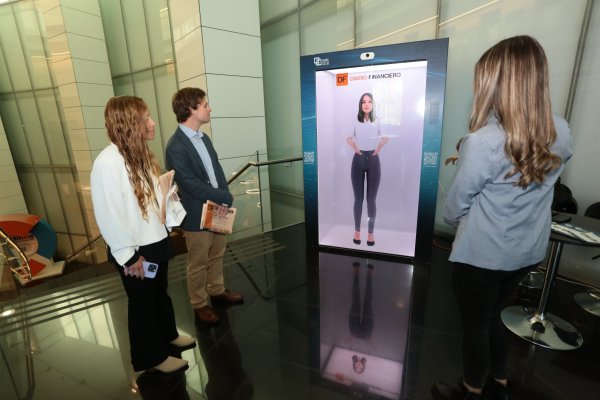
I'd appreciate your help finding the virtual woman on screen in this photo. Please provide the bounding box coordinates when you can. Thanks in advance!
[346,92,389,246]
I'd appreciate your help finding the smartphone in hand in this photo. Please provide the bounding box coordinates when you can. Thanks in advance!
[142,261,159,279]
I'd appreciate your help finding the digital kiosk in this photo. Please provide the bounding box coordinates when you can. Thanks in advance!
[301,39,449,262]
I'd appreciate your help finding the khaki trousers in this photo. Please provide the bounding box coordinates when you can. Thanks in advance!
[184,230,226,308]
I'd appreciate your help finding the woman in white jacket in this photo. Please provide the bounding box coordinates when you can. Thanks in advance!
[91,96,195,373]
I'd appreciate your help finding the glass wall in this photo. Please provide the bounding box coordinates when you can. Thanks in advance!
[0,0,89,257]
[260,0,598,235]
[98,0,178,168]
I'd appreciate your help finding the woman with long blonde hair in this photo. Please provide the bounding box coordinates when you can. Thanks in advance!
[432,36,572,400]
[91,96,195,373]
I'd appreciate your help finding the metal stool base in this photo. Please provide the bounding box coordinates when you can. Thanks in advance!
[574,291,600,317]
[518,270,545,289]
[501,306,583,350]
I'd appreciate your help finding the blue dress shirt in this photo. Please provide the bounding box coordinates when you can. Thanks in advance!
[178,123,218,188]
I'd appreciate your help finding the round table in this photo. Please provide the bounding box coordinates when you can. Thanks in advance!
[501,213,600,350]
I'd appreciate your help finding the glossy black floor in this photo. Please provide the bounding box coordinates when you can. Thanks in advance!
[2,223,600,399]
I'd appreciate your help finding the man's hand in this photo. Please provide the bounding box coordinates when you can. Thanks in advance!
[215,204,229,217]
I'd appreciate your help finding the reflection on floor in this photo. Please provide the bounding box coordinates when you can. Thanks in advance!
[319,254,412,399]
[1,224,599,399]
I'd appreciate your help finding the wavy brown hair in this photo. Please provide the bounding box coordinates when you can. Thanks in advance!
[104,96,161,219]
[468,35,561,188]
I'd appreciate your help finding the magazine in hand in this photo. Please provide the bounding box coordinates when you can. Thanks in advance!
[158,170,186,228]
[200,200,236,234]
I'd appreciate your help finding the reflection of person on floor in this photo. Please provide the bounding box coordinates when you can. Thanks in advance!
[137,369,190,400]
[349,262,374,340]
[91,96,195,374]
[431,36,572,400]
[347,262,374,379]
[195,307,254,400]
[352,355,367,374]
[346,93,389,247]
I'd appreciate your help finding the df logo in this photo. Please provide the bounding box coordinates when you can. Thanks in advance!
[336,73,348,86]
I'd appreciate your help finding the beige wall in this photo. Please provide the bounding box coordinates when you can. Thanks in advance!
[0,116,27,215]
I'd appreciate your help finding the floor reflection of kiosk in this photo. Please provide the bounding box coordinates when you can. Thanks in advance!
[301,40,448,397]
[318,252,413,399]
[301,39,448,261]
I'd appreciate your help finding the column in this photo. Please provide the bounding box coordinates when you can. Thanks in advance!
[39,0,113,249]
[0,116,27,215]
[170,0,271,236]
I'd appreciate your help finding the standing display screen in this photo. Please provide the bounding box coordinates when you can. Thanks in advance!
[301,40,448,261]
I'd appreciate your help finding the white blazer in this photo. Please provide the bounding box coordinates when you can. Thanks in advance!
[91,143,167,266]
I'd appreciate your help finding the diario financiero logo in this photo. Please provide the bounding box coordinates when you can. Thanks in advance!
[313,57,329,66]
[336,73,348,86]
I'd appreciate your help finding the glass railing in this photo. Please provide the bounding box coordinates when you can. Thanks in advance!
[2,146,305,282]
[227,147,304,241]
[0,146,305,399]
[0,259,34,400]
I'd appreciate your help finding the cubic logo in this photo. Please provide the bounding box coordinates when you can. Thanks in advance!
[336,73,348,86]
[313,57,329,66]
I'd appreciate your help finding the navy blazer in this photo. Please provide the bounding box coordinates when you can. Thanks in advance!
[165,127,233,232]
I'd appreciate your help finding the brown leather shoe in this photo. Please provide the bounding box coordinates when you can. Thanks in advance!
[210,289,244,305]
[194,305,219,324]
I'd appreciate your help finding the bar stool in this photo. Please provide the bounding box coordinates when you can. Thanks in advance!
[519,184,578,290]
[502,235,583,350]
[501,213,600,350]
[573,202,600,317]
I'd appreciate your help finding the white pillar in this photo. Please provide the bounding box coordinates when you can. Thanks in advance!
[170,0,271,236]
[0,116,27,215]
[39,0,113,257]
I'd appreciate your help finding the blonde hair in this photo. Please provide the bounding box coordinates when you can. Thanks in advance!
[104,96,161,219]
[445,137,465,166]
[467,35,561,188]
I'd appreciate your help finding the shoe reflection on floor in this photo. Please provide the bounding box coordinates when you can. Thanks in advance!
[195,305,254,400]
[136,368,190,400]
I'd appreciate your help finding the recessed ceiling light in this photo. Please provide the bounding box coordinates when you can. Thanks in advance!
[1,309,16,317]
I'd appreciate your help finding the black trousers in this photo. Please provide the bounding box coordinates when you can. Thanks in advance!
[349,264,374,340]
[452,262,535,388]
[113,237,178,371]
[351,151,381,233]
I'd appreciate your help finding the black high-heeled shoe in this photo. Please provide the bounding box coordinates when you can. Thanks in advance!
[353,238,361,245]
[367,240,375,246]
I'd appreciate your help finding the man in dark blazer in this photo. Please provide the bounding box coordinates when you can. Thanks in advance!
[165,87,243,324]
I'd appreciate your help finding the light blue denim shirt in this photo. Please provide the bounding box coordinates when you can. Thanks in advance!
[179,123,218,188]
[444,116,572,271]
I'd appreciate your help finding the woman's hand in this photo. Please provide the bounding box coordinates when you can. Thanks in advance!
[124,256,145,279]
[346,137,362,154]
[373,136,389,156]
